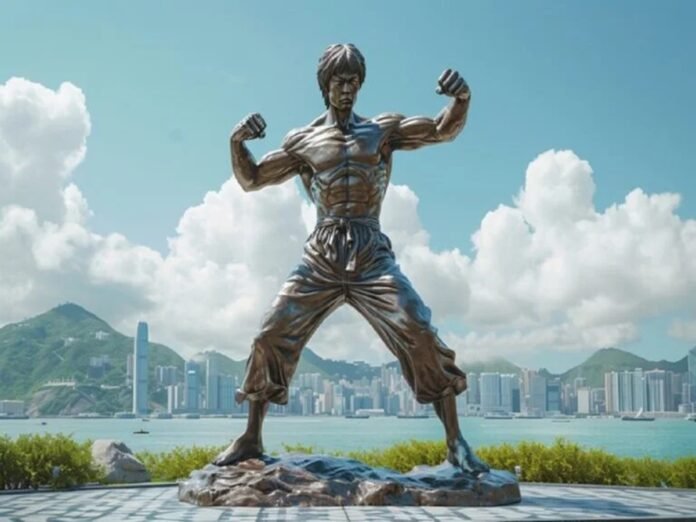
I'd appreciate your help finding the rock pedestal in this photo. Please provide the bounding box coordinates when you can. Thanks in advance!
[178,454,520,507]
[91,440,151,484]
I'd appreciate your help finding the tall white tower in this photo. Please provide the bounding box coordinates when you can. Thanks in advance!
[132,321,149,415]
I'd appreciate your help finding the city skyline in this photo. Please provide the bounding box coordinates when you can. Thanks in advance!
[1,307,692,419]
[1,3,696,374]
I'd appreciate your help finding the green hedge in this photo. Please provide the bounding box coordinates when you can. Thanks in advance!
[137,446,221,482]
[0,434,103,490]
[137,438,696,488]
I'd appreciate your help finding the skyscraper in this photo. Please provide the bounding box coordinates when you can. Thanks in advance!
[132,321,149,415]
[205,353,220,412]
[546,379,561,413]
[522,370,547,416]
[500,374,517,413]
[185,360,200,412]
[645,369,672,412]
[479,373,501,414]
[688,346,696,404]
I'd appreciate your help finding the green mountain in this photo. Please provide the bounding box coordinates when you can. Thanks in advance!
[461,357,521,376]
[0,303,183,413]
[559,347,688,388]
[194,346,383,384]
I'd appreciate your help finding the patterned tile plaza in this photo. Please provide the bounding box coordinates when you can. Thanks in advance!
[0,483,695,521]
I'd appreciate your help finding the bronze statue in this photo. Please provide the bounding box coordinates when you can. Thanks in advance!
[215,43,489,475]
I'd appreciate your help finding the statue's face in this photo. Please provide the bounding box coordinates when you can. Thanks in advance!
[328,73,360,111]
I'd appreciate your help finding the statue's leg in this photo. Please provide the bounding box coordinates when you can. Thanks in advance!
[214,399,269,466]
[348,258,489,475]
[432,394,489,474]
[214,261,343,466]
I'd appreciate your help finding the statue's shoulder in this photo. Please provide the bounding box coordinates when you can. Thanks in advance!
[281,114,326,150]
[281,126,312,151]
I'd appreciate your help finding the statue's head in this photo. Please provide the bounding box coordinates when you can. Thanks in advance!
[317,43,366,110]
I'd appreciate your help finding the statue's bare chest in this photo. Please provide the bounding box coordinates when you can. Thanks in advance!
[292,122,388,173]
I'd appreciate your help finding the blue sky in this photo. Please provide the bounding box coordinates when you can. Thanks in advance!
[2,1,695,371]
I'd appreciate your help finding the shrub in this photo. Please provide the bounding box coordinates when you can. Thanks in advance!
[0,433,102,490]
[276,437,696,489]
[107,437,696,489]
[137,445,223,482]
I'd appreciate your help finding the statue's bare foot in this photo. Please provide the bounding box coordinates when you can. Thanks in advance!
[213,433,263,467]
[447,435,490,476]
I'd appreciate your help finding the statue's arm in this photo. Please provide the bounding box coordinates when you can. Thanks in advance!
[229,113,306,192]
[231,142,302,192]
[387,69,471,151]
[389,97,471,150]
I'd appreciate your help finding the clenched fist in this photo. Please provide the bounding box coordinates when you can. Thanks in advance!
[436,69,470,101]
[231,113,266,143]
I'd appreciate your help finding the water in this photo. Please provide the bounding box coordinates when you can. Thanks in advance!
[1,416,694,459]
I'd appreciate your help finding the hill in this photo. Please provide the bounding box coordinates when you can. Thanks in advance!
[560,347,688,388]
[0,303,183,410]
[193,347,385,384]
[461,357,521,375]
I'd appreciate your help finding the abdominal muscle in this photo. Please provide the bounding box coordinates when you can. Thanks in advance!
[310,164,389,219]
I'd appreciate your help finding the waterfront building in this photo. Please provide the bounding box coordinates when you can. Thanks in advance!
[561,382,575,414]
[185,361,200,412]
[617,371,633,412]
[500,374,517,413]
[156,366,178,386]
[467,372,480,405]
[205,353,220,412]
[604,372,616,413]
[132,321,149,415]
[645,369,673,412]
[323,381,334,414]
[479,373,501,414]
[166,383,185,414]
[523,370,547,417]
[0,400,25,416]
[577,387,591,414]
[590,388,606,414]
[689,346,696,404]
[219,375,236,412]
[300,388,315,415]
[632,368,646,412]
[546,379,561,414]
[573,377,587,393]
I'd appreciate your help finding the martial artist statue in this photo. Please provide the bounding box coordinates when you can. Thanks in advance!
[214,43,489,475]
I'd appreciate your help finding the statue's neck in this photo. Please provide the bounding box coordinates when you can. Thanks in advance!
[328,107,353,130]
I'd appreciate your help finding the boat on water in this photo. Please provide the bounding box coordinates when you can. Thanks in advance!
[621,408,655,422]
[133,429,149,435]
[397,414,429,419]
[686,414,696,422]
[345,414,370,419]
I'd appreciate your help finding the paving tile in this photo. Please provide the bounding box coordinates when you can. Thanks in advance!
[0,484,695,521]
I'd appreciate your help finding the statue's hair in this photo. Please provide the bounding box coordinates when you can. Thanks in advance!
[317,44,366,108]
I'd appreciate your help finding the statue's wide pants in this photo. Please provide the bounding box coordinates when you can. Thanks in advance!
[237,217,468,405]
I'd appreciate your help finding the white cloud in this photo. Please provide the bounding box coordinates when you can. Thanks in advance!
[1,78,695,366]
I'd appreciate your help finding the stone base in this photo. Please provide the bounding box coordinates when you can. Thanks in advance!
[178,454,521,507]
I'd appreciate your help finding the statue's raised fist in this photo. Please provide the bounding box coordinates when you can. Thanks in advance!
[436,69,470,101]
[231,113,266,142]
